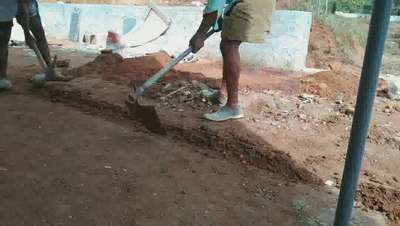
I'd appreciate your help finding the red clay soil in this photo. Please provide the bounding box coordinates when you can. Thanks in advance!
[358,183,400,224]
[70,52,220,91]
[70,51,362,101]
[308,22,340,68]
[9,46,400,223]
[66,50,368,107]
[60,52,322,185]
[57,52,366,187]
[46,82,321,185]
[300,69,359,100]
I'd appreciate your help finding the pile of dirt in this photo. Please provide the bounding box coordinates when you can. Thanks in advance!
[68,51,222,109]
[357,183,400,224]
[69,51,218,86]
[308,22,340,68]
[69,51,363,104]
[47,53,322,185]
[70,51,169,84]
[300,69,359,100]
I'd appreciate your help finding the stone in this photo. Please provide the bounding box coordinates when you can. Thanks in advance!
[299,94,315,103]
[382,75,400,101]
[298,114,307,121]
[317,82,328,90]
[324,180,335,186]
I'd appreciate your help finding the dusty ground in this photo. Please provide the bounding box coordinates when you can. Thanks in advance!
[8,39,399,225]
[2,11,400,224]
[0,46,388,226]
[1,92,305,226]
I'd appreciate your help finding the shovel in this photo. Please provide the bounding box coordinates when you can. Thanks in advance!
[126,29,216,135]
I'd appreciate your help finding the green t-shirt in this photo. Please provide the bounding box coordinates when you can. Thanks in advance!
[204,0,234,30]
[204,0,234,16]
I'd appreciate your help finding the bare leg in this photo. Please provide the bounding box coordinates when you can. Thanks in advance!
[221,39,241,108]
[203,39,244,121]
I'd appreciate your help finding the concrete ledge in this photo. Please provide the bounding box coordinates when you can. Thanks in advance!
[11,3,312,70]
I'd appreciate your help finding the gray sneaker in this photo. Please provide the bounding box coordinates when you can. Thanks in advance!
[0,78,12,91]
[204,105,244,122]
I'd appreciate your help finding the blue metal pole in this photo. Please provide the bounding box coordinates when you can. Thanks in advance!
[334,1,393,226]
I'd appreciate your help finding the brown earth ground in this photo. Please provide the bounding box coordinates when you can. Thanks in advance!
[0,42,389,226]
[2,5,400,226]
[0,88,318,226]
[5,30,400,225]
[64,21,399,224]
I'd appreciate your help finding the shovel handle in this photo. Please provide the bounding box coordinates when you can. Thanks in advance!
[133,29,216,97]
[32,43,48,71]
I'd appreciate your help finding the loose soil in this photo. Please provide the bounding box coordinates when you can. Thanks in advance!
[4,37,400,225]
[29,48,397,224]
[358,183,400,223]
[61,52,322,185]
[0,93,305,226]
[2,47,386,226]
[308,21,341,68]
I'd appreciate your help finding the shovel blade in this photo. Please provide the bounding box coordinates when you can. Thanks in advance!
[127,99,166,135]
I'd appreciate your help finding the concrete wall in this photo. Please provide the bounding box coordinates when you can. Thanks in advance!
[11,3,312,70]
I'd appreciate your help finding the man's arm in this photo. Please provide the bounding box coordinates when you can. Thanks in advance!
[189,0,225,53]
[189,11,218,53]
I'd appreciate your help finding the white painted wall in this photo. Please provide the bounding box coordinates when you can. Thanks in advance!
[11,3,313,70]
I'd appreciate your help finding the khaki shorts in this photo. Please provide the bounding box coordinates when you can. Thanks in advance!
[222,0,275,43]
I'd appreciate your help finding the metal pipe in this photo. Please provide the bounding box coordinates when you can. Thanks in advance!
[334,1,393,226]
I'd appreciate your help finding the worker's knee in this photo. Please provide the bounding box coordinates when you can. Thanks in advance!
[220,39,241,56]
[220,40,241,57]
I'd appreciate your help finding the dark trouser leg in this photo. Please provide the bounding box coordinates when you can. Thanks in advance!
[220,39,241,107]
[0,22,12,79]
[28,15,51,66]
[17,13,52,66]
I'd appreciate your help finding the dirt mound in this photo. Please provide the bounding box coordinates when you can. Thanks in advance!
[67,51,223,111]
[47,53,322,185]
[70,51,169,83]
[70,51,218,86]
[300,69,359,100]
[308,22,339,68]
[357,183,400,225]
[46,82,321,185]
[68,51,221,94]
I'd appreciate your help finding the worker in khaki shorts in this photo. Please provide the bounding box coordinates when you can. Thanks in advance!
[190,0,275,121]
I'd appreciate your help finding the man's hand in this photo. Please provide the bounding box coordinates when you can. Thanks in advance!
[190,11,218,53]
[189,32,207,53]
